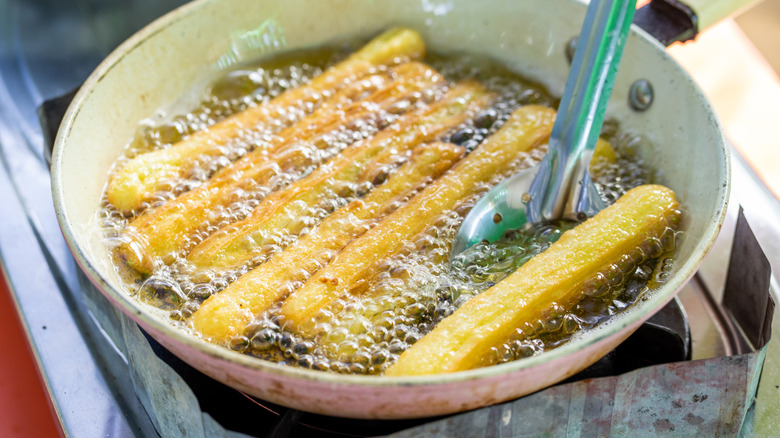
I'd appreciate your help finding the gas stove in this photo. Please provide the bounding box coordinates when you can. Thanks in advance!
[1,1,778,436]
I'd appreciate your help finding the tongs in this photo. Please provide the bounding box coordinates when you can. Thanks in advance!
[451,0,637,258]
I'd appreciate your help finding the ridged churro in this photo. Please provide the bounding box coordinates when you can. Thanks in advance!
[107,28,426,212]
[192,141,467,343]
[386,184,680,375]
[186,81,495,270]
[279,105,557,332]
[118,61,444,274]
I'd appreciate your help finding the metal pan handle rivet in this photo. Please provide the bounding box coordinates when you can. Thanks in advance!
[629,79,654,111]
[565,36,578,64]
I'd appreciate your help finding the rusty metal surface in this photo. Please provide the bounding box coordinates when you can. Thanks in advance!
[389,353,765,437]
[724,208,774,350]
[728,151,780,437]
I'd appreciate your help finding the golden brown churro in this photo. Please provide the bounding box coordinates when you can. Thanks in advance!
[191,141,467,343]
[279,105,557,332]
[107,28,426,212]
[118,61,444,274]
[385,184,680,375]
[186,81,495,270]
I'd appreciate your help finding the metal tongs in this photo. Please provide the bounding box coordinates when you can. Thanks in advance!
[451,0,637,258]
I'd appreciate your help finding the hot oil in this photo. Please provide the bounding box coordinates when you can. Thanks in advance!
[100,46,344,230]
[98,42,671,375]
[132,46,346,156]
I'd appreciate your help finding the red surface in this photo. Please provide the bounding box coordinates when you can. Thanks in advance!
[0,272,61,437]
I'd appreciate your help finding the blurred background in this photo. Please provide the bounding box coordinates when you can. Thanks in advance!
[0,0,778,436]
[669,0,780,198]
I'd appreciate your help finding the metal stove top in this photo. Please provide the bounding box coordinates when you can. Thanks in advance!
[1,1,779,436]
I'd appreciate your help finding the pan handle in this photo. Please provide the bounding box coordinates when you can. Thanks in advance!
[634,0,759,47]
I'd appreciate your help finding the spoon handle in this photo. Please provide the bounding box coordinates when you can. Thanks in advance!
[528,0,636,222]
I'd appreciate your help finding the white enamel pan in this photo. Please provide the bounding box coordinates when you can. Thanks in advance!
[51,0,742,419]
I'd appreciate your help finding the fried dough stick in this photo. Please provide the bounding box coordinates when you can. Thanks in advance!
[385,184,681,376]
[107,28,426,212]
[192,142,466,343]
[318,138,618,346]
[118,62,444,274]
[279,105,557,332]
[186,81,495,270]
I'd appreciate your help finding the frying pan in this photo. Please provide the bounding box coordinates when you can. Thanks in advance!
[51,0,740,419]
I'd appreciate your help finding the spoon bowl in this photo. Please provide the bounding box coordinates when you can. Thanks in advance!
[450,164,536,256]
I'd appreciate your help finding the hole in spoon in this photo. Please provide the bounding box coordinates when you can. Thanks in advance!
[493,213,503,224]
